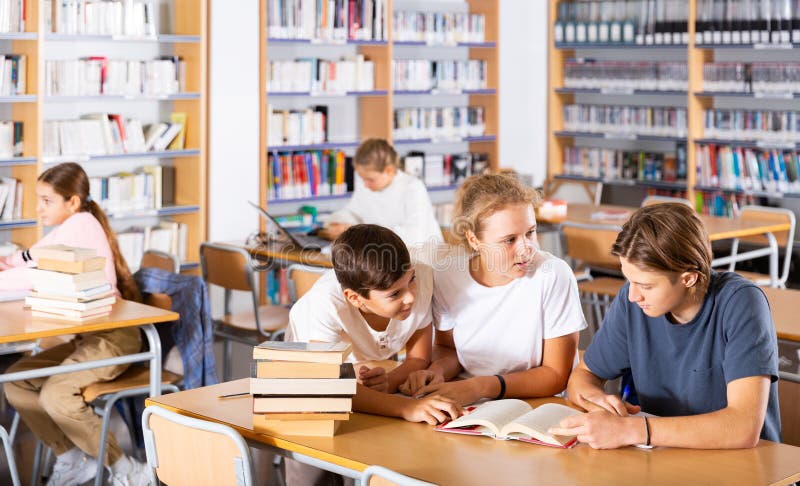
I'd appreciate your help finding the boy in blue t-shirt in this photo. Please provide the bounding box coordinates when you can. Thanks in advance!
[550,203,780,449]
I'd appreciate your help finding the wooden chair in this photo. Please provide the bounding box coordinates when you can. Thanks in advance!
[641,195,693,208]
[361,465,436,486]
[561,221,625,335]
[200,242,290,380]
[725,206,796,288]
[140,249,180,273]
[142,405,254,486]
[287,264,328,303]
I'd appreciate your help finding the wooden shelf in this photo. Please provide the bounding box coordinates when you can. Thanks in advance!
[0,0,208,273]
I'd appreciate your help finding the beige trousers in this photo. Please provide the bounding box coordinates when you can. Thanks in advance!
[4,327,141,465]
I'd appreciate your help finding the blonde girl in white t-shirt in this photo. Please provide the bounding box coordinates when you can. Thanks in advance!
[402,174,587,405]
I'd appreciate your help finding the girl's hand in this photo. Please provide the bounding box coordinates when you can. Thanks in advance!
[416,379,483,406]
[358,366,389,393]
[400,395,463,425]
[399,369,444,397]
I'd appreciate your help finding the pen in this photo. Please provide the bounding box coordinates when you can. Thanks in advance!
[217,392,249,399]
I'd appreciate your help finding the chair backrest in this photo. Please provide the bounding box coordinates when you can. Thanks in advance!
[361,465,436,486]
[142,405,253,486]
[200,242,255,292]
[141,249,180,274]
[287,264,327,303]
[739,205,796,284]
[543,178,603,205]
[641,195,693,208]
[561,221,623,272]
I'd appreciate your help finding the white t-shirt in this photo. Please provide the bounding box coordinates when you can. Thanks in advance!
[286,263,434,363]
[430,247,587,377]
[327,171,443,248]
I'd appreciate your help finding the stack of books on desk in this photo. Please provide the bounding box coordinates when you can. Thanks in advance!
[251,341,356,437]
[25,245,115,321]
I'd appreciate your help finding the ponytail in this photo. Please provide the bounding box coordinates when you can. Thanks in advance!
[38,163,142,302]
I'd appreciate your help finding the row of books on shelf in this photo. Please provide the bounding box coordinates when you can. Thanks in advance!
[265,267,290,306]
[88,165,174,213]
[0,176,21,220]
[267,0,387,42]
[401,151,490,188]
[0,55,25,96]
[42,112,187,158]
[554,0,689,46]
[0,120,23,157]
[26,246,116,322]
[563,60,686,92]
[45,57,186,97]
[45,0,157,36]
[563,145,688,183]
[117,222,188,272]
[703,62,800,94]
[393,106,486,141]
[695,191,759,218]
[267,105,328,147]
[0,0,23,33]
[393,11,486,44]
[267,56,375,94]
[703,110,800,143]
[393,59,488,92]
[696,144,800,194]
[266,149,350,201]
[250,342,355,437]
[563,104,687,138]
[695,0,800,45]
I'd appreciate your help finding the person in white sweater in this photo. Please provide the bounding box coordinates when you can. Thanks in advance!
[325,139,443,247]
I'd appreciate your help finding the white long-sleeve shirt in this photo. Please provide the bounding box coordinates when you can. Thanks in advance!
[328,171,443,247]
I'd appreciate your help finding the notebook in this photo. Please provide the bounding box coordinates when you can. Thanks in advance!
[247,201,330,251]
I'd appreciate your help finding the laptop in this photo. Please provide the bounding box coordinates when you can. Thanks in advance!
[248,201,330,251]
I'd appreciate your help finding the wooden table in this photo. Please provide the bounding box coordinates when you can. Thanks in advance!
[220,240,332,268]
[763,287,800,344]
[147,379,800,486]
[539,203,792,287]
[0,299,178,486]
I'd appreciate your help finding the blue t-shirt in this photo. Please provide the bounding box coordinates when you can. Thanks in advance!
[584,272,781,442]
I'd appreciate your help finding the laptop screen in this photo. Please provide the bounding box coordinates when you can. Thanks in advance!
[247,201,306,248]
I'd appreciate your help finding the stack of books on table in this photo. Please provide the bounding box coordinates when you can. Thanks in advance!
[25,245,115,321]
[251,341,356,437]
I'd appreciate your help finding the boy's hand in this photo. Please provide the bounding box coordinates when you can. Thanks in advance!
[400,395,463,425]
[575,393,640,416]
[548,411,644,449]
[399,369,444,396]
[359,366,389,393]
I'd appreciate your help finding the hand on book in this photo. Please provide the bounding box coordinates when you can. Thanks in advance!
[358,365,389,393]
[415,378,482,406]
[547,410,647,450]
[398,369,444,397]
[401,394,463,426]
[574,392,640,417]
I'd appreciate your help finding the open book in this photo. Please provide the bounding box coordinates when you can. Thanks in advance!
[436,399,582,448]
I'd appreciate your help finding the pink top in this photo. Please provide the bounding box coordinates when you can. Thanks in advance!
[0,212,118,292]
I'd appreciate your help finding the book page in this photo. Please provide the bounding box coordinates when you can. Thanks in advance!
[257,341,350,352]
[441,399,532,437]
[499,403,583,446]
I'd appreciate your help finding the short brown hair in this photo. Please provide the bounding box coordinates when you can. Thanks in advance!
[354,139,398,171]
[611,203,712,293]
[450,174,542,248]
[332,224,411,298]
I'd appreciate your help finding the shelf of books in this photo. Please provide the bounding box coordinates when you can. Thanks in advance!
[0,0,208,273]
[548,0,800,217]
[259,0,499,227]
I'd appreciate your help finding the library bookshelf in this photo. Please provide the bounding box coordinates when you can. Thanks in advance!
[258,0,500,220]
[1,0,207,272]
[547,0,800,215]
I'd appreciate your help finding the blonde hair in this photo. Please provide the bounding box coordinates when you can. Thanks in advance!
[354,139,398,171]
[450,174,541,248]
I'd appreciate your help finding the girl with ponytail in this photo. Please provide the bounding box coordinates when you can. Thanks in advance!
[2,162,151,485]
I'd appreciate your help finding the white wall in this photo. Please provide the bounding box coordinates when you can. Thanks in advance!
[208,0,548,238]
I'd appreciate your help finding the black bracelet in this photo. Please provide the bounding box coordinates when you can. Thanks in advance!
[644,416,651,446]
[494,374,506,400]
[21,249,30,262]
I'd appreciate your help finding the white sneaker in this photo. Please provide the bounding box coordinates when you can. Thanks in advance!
[109,456,152,486]
[46,448,98,486]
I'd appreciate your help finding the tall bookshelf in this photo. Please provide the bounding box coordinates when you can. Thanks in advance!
[0,0,208,272]
[258,0,500,220]
[547,0,800,216]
